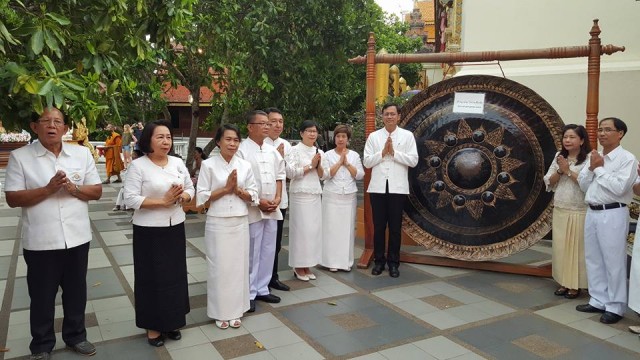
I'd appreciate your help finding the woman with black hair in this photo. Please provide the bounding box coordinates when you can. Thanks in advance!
[543,124,591,299]
[196,124,257,329]
[286,120,324,281]
[123,120,194,346]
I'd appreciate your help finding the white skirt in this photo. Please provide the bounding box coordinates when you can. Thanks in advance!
[629,230,640,313]
[321,191,356,270]
[288,192,322,267]
[204,216,250,320]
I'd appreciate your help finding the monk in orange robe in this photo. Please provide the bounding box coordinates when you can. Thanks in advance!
[103,124,124,184]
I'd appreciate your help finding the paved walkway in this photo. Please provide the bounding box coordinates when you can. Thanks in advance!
[1,166,640,359]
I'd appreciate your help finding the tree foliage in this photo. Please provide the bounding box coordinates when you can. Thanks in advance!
[0,0,423,151]
[0,0,194,130]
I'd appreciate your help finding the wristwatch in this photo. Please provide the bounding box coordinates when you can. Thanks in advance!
[556,169,564,175]
[74,184,81,195]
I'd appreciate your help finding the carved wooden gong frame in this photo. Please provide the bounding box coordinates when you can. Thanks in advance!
[348,20,625,276]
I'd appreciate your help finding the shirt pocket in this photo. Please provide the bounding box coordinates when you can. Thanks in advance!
[64,167,85,185]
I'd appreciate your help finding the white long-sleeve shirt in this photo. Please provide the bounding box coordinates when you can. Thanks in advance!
[321,149,365,194]
[577,145,638,206]
[363,126,418,194]
[237,138,286,223]
[264,137,291,209]
[124,155,195,227]
[196,153,258,217]
[286,143,324,194]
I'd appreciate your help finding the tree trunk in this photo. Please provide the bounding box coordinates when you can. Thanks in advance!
[162,106,171,122]
[185,85,200,170]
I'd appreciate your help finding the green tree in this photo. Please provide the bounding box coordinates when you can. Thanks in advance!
[0,0,194,130]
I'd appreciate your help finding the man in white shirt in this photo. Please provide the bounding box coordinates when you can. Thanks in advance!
[238,110,286,312]
[264,107,292,291]
[4,107,103,360]
[576,117,638,324]
[363,103,418,278]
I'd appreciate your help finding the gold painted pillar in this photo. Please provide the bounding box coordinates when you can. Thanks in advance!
[375,49,390,104]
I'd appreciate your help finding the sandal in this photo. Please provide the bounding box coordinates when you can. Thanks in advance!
[329,268,338,272]
[554,287,568,296]
[564,289,581,299]
[102,180,111,184]
[215,320,229,329]
[230,319,241,328]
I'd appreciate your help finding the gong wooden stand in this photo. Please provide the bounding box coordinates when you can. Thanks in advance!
[349,19,625,277]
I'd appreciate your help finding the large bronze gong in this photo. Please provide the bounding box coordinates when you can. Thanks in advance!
[400,75,564,261]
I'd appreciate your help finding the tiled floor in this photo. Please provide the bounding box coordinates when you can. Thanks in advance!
[1,167,640,359]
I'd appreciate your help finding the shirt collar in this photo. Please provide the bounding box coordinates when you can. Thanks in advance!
[33,140,71,158]
[382,127,398,137]
[603,145,624,160]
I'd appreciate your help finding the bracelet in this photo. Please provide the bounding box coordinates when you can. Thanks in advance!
[74,184,81,195]
[556,169,564,175]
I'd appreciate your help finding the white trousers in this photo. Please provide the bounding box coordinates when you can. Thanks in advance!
[584,206,629,315]
[249,219,277,299]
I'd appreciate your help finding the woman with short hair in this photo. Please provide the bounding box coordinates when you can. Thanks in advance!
[123,120,194,346]
[197,124,257,329]
[286,120,324,281]
[320,125,364,272]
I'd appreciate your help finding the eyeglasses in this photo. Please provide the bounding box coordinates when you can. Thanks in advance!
[249,122,270,127]
[304,129,318,134]
[37,119,65,126]
[382,112,398,117]
[597,127,619,133]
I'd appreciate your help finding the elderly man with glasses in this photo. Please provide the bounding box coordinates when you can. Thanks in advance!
[576,117,638,324]
[237,110,286,312]
[4,107,103,359]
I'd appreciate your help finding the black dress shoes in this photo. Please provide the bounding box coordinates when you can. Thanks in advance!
[30,353,50,360]
[269,279,290,291]
[164,330,182,340]
[147,335,165,347]
[600,311,623,324]
[371,263,385,276]
[248,300,256,313]
[575,304,605,313]
[67,340,97,355]
[388,266,400,278]
[255,294,281,303]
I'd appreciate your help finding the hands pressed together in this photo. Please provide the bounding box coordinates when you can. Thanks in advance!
[589,150,604,171]
[382,136,394,157]
[47,170,80,197]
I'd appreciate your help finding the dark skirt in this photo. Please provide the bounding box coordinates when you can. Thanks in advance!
[133,223,190,331]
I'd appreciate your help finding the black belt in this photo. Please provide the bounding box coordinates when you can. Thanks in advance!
[589,202,626,211]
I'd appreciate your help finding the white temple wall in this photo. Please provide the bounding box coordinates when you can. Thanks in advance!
[457,0,640,154]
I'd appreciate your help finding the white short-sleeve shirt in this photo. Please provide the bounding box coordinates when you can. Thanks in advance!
[4,141,102,250]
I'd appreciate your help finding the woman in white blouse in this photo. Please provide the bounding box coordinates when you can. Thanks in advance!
[123,120,194,347]
[543,124,591,299]
[286,120,324,281]
[197,124,257,330]
[320,125,365,272]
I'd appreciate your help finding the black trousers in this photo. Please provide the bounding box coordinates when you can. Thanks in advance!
[370,185,407,267]
[23,242,90,354]
[272,208,287,280]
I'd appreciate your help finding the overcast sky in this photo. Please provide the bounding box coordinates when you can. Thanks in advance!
[374,0,414,17]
